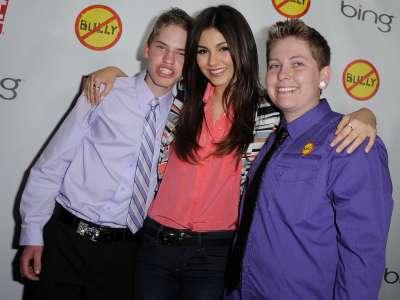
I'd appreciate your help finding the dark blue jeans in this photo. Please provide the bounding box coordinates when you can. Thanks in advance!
[134,219,234,300]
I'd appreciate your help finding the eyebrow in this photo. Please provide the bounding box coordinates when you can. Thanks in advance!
[290,55,307,60]
[154,40,185,52]
[269,55,308,61]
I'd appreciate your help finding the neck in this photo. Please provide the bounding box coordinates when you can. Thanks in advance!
[283,112,300,123]
[144,74,171,97]
[213,85,225,101]
[283,99,320,123]
[210,86,227,122]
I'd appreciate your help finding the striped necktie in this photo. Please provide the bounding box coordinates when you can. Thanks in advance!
[127,98,160,233]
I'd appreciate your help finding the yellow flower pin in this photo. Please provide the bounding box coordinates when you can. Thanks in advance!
[301,143,315,156]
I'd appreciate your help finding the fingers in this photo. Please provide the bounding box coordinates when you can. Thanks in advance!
[332,125,361,153]
[100,81,113,98]
[335,114,350,135]
[332,119,376,154]
[86,77,94,105]
[339,134,365,154]
[83,75,93,103]
[364,131,376,153]
[20,246,43,281]
[334,108,377,153]
[82,75,101,105]
[82,76,89,99]
[82,67,122,105]
[88,77,100,106]
[33,248,42,277]
[92,78,101,105]
[330,122,353,149]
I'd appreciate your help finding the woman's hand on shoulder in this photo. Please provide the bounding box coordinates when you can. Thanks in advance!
[83,66,127,105]
[331,107,377,154]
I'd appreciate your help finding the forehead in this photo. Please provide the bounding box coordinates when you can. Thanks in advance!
[151,24,187,46]
[269,37,313,59]
[199,27,226,44]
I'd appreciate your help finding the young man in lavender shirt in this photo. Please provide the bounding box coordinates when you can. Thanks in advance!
[19,8,191,300]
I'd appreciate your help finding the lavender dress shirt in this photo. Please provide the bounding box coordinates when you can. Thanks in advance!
[20,71,173,245]
[226,99,393,300]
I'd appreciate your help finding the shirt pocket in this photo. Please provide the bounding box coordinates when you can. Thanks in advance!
[272,154,321,224]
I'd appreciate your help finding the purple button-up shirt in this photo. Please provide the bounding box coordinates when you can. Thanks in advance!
[20,71,173,245]
[227,100,393,300]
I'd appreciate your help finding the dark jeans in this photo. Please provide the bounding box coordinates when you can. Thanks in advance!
[134,218,234,300]
[37,212,137,300]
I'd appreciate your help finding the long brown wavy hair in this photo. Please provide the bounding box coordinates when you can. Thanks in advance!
[174,5,265,163]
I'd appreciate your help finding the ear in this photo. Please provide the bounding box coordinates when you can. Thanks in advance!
[143,42,150,59]
[319,65,332,90]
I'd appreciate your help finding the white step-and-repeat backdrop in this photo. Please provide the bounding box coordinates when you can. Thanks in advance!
[0,1,399,299]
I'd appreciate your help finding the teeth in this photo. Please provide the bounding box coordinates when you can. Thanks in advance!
[210,68,224,75]
[278,87,296,93]
[160,67,173,75]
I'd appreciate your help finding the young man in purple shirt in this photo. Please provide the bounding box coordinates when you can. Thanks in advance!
[226,20,393,300]
[19,8,191,300]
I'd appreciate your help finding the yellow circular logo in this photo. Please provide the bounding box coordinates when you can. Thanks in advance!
[301,143,315,156]
[75,5,122,51]
[272,0,311,18]
[342,60,380,101]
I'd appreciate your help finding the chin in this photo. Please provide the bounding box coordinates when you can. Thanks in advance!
[157,78,176,88]
[273,99,292,109]
[211,81,230,89]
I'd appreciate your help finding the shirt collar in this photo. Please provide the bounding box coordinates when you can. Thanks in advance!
[203,82,215,104]
[285,99,332,139]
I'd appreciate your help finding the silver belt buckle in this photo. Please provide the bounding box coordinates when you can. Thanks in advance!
[76,221,101,242]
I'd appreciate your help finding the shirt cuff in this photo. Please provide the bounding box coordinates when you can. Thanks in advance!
[19,225,44,246]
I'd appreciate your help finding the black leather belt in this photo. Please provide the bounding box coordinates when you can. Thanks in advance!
[55,204,135,243]
[142,218,235,247]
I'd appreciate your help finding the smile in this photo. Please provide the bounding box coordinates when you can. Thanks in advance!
[209,67,225,76]
[278,87,297,93]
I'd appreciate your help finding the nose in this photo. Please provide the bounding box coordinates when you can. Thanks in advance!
[278,65,291,80]
[208,51,218,66]
[163,50,175,64]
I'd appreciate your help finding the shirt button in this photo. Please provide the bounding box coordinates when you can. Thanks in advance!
[120,187,125,191]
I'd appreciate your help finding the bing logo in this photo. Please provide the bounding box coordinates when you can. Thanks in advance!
[340,1,394,33]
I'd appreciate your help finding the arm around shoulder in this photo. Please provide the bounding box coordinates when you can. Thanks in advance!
[332,107,377,154]
[83,66,128,105]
